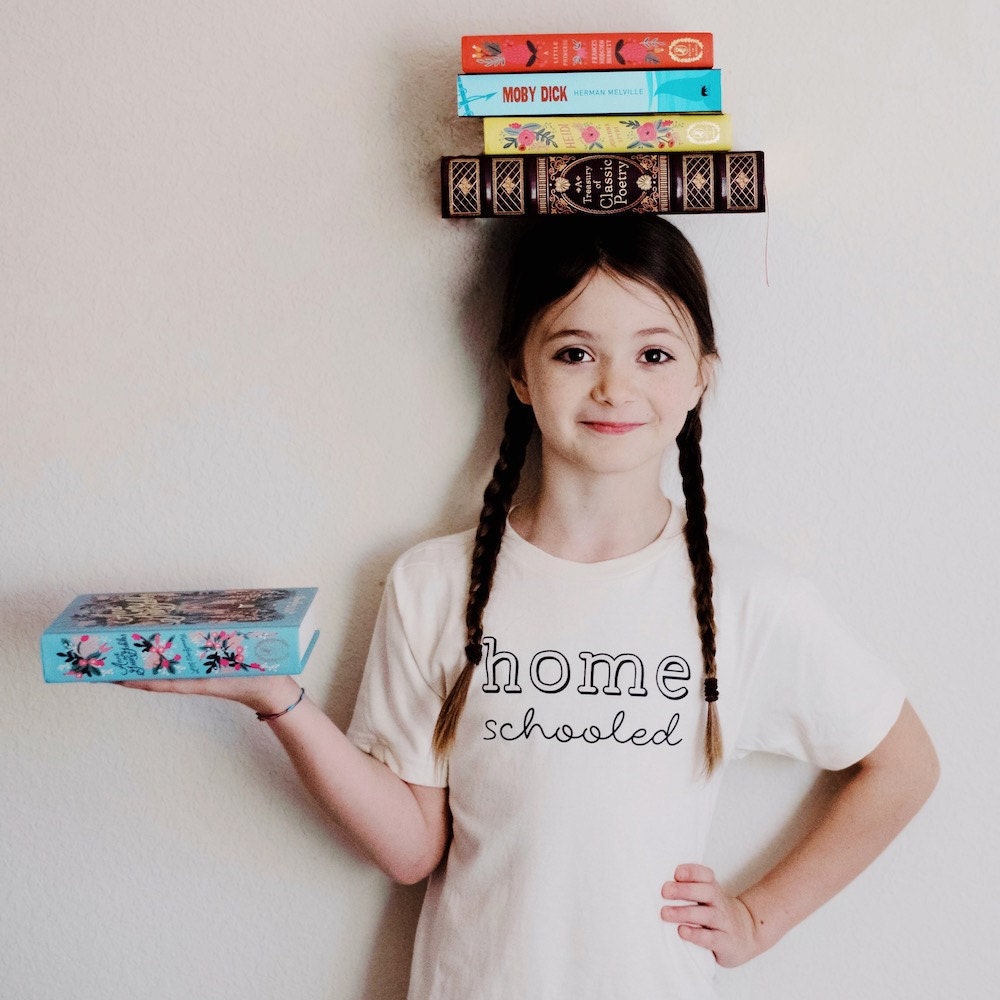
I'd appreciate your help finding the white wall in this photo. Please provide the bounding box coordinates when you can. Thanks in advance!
[3,2,997,997]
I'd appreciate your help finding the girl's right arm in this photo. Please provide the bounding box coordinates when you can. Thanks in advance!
[120,674,450,885]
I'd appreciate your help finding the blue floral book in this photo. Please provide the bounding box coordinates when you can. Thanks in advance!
[41,588,319,683]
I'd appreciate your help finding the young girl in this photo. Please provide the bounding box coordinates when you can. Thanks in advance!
[126,216,938,999]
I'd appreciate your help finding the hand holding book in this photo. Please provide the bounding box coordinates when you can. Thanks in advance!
[116,671,304,717]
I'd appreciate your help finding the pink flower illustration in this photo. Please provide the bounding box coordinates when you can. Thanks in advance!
[518,129,536,148]
[581,126,600,144]
[58,635,113,677]
[636,122,657,143]
[197,630,263,673]
[133,631,183,673]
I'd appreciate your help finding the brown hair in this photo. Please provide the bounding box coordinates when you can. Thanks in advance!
[433,216,722,773]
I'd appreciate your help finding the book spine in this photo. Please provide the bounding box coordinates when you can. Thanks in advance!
[457,69,722,117]
[40,622,316,682]
[483,114,732,155]
[461,33,714,73]
[441,152,765,219]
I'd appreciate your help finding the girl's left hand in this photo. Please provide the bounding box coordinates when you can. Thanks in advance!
[660,864,763,968]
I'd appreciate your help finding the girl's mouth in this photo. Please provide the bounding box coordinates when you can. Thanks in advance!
[582,422,644,435]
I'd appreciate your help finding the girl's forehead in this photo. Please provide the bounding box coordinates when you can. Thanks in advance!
[532,268,697,340]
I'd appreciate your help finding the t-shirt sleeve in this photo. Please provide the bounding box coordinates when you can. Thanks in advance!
[733,579,906,770]
[346,572,449,788]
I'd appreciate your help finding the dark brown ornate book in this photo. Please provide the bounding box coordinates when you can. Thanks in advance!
[441,151,765,218]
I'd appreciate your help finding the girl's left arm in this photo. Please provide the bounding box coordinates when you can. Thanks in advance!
[660,698,939,967]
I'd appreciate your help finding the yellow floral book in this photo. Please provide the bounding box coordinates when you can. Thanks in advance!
[482,114,732,155]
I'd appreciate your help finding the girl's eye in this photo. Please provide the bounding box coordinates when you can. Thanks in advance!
[640,348,674,364]
[555,347,592,364]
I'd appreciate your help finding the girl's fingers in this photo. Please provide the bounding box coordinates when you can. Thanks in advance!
[660,902,721,928]
[677,924,719,950]
[660,863,727,931]
[119,678,255,699]
[115,674,300,712]
[674,863,716,883]
[661,880,717,904]
[661,865,722,906]
[117,679,203,694]
[660,868,761,966]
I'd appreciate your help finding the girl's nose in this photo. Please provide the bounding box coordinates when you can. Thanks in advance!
[592,362,635,405]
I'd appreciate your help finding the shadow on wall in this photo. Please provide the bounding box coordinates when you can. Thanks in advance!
[360,880,426,1000]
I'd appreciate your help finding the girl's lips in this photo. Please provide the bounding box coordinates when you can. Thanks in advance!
[582,421,644,435]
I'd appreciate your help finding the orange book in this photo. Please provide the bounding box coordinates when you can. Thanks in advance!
[461,33,713,73]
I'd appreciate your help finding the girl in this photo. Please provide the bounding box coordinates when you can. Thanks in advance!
[126,216,938,999]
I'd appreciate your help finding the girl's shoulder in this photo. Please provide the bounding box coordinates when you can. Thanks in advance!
[390,528,476,574]
[384,528,477,602]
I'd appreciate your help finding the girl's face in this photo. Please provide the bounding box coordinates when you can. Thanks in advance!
[511,269,710,482]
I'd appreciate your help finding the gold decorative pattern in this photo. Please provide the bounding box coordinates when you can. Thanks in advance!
[656,156,672,212]
[668,37,705,64]
[448,159,481,216]
[682,154,714,211]
[726,153,760,211]
[493,158,526,215]
[537,157,550,214]
[687,121,722,144]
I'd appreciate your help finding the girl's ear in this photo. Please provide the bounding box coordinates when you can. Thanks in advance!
[695,353,716,396]
[509,365,531,406]
[698,353,716,389]
[685,354,716,412]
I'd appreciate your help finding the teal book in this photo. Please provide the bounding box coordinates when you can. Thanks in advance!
[456,69,721,116]
[41,587,319,683]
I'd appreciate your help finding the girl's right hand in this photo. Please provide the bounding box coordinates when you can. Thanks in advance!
[117,672,303,716]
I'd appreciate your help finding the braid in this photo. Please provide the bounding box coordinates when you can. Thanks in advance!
[677,405,723,774]
[432,389,536,758]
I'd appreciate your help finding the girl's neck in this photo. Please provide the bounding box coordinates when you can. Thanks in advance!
[509,473,672,563]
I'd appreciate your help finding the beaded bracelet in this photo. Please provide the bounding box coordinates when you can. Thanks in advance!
[256,685,306,722]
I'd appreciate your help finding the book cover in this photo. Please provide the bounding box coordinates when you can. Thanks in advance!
[41,587,320,683]
[483,114,732,155]
[457,69,722,117]
[441,152,765,218]
[462,33,713,73]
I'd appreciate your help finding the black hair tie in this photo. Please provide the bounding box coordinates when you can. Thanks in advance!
[703,677,719,703]
[465,642,483,665]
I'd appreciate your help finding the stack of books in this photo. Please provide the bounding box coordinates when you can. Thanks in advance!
[441,31,765,219]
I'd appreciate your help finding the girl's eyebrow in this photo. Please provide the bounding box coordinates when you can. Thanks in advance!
[634,326,688,342]
[541,327,595,344]
[542,325,688,344]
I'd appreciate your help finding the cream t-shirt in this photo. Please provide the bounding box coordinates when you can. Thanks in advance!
[348,507,905,999]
